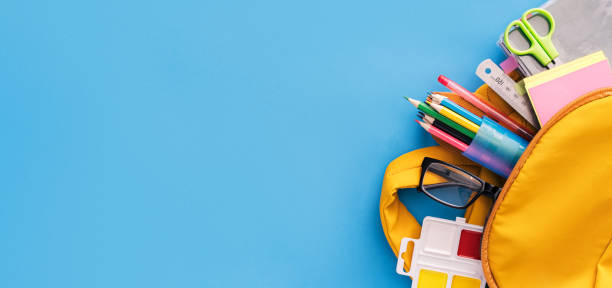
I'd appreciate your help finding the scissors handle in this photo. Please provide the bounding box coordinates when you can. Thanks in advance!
[521,8,558,60]
[504,20,552,66]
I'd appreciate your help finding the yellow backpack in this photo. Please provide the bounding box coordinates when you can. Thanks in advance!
[380,86,612,287]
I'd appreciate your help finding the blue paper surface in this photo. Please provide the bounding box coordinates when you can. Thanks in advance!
[0,0,543,287]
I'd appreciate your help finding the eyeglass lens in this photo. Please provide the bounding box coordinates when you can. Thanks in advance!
[422,162,484,207]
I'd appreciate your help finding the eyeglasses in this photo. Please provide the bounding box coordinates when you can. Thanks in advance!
[418,157,501,209]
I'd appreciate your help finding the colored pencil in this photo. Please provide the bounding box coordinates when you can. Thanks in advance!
[429,102,480,133]
[405,97,477,139]
[428,93,483,126]
[416,120,468,152]
[438,74,534,140]
[420,113,472,145]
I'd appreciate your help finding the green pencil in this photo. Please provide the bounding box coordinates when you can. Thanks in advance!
[405,97,476,139]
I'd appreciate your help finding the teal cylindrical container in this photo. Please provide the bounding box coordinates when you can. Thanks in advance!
[462,116,528,177]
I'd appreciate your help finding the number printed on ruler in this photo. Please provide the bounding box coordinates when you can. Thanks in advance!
[476,59,538,127]
[491,75,522,104]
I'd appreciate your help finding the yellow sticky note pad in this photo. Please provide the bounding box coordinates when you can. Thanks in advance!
[451,275,481,288]
[417,269,447,288]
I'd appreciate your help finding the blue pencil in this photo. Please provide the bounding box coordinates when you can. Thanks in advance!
[428,93,483,126]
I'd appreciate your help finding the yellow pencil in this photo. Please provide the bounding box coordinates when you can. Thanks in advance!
[429,102,480,133]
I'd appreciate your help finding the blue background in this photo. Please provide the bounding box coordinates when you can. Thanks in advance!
[0,0,542,287]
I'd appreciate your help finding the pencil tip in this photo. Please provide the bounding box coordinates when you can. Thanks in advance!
[429,93,444,103]
[405,97,420,108]
[429,102,442,111]
[416,120,429,130]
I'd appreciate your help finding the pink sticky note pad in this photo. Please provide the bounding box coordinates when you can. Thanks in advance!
[526,53,612,126]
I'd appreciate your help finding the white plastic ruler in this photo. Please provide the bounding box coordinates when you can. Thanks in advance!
[476,59,538,127]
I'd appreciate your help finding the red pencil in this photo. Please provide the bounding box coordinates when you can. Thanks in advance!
[438,75,534,140]
[416,120,468,152]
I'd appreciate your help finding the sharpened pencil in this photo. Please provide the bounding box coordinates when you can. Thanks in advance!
[416,120,468,152]
[405,97,476,139]
[438,74,534,140]
[429,102,480,133]
[419,113,472,145]
[428,93,483,126]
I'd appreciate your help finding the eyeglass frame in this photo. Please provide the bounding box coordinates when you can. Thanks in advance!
[417,157,502,209]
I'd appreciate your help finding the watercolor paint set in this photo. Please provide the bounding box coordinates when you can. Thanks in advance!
[395,217,484,288]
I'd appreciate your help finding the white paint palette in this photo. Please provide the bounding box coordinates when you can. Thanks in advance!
[396,217,485,288]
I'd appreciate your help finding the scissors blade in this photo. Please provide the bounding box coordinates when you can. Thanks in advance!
[545,57,563,69]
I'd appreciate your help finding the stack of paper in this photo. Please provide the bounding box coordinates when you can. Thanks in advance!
[524,51,612,126]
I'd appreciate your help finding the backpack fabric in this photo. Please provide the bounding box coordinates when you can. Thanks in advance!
[380,84,612,287]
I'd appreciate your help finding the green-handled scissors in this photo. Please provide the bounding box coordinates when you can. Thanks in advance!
[504,8,559,68]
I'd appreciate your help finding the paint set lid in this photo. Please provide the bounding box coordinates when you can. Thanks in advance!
[396,216,485,288]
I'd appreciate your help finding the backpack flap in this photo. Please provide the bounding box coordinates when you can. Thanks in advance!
[482,88,612,288]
